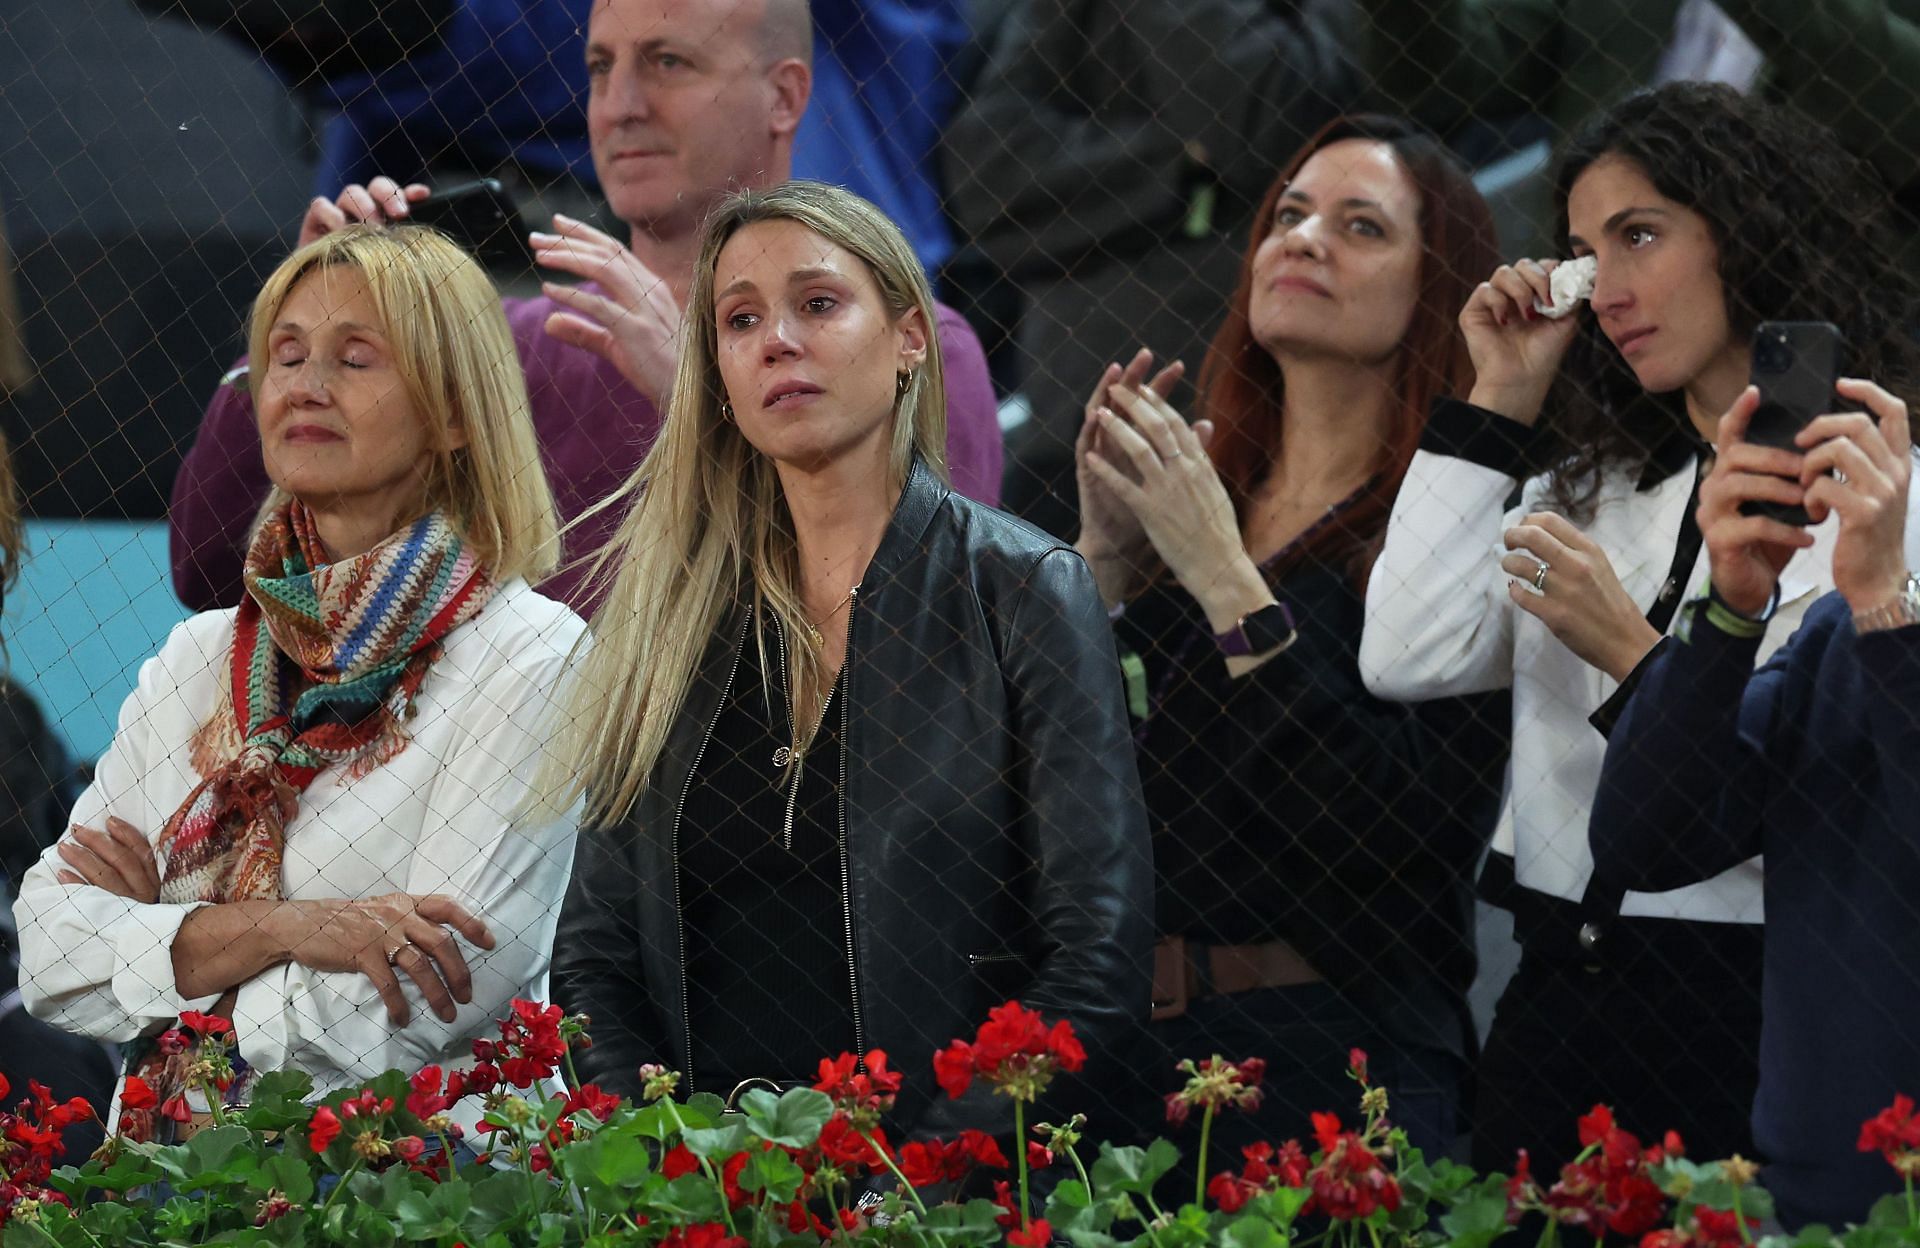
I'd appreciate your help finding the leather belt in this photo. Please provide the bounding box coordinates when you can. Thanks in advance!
[1150,934,1320,1021]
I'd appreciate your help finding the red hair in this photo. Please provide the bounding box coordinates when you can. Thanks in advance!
[1196,115,1500,588]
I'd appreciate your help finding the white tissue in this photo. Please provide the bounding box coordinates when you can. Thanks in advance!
[1533,255,1596,319]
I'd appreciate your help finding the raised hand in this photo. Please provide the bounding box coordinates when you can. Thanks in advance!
[532,213,685,404]
[1460,258,1583,426]
[298,177,431,249]
[1074,349,1185,605]
[1798,377,1913,614]
[1696,386,1816,617]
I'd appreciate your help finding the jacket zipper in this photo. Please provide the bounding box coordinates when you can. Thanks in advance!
[776,622,802,850]
[672,607,752,1095]
[836,588,867,1065]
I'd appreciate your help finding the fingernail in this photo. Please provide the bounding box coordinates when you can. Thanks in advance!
[554,212,576,224]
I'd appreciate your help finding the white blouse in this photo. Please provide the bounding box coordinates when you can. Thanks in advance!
[1362,442,1920,924]
[14,578,587,1112]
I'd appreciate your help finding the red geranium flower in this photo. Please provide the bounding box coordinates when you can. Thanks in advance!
[661,1144,701,1181]
[308,1105,341,1152]
[1305,1117,1401,1221]
[933,1003,1084,1103]
[119,1076,158,1112]
[1006,1217,1052,1247]
[659,1222,747,1248]
[1861,1094,1920,1168]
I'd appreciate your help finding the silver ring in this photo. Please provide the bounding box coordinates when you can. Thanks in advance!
[1163,448,1184,461]
[1835,469,1850,486]
[1532,561,1550,592]
[386,944,406,967]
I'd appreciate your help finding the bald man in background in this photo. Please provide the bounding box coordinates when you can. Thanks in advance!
[169,0,1003,613]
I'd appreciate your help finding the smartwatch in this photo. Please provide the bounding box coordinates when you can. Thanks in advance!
[1213,602,1297,657]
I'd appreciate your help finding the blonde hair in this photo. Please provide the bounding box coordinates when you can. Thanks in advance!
[555,181,947,828]
[247,226,559,584]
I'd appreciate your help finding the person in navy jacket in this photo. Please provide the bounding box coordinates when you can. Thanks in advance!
[1591,379,1920,1228]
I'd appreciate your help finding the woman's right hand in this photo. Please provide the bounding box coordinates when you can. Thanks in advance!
[1460,259,1584,426]
[279,894,495,1028]
[1075,349,1185,605]
[1696,386,1817,616]
[297,177,431,249]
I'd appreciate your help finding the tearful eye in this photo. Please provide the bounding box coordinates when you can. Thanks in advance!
[805,295,837,314]
[1349,217,1384,238]
[1625,224,1657,247]
[725,311,758,331]
[1274,206,1305,228]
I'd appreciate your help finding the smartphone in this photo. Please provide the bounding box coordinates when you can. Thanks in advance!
[1739,321,1847,526]
[407,178,534,271]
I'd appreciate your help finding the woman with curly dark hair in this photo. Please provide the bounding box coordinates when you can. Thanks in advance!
[1362,81,1920,1171]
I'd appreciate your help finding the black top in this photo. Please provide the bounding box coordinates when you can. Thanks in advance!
[680,621,855,1096]
[1116,519,1506,1062]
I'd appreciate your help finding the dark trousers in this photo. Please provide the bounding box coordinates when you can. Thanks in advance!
[1118,983,1464,1202]
[1472,904,1763,1175]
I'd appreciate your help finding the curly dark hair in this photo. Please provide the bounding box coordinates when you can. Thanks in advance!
[1541,81,1920,514]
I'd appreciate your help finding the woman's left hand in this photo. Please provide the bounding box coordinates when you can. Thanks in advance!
[56,816,161,904]
[1082,383,1244,598]
[1799,378,1913,614]
[1501,512,1662,682]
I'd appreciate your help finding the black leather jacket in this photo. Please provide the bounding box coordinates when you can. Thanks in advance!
[553,461,1152,1140]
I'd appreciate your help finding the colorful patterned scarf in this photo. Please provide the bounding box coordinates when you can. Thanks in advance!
[119,501,494,1142]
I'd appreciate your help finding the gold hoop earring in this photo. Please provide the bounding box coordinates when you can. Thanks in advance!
[720,400,735,423]
[895,368,916,401]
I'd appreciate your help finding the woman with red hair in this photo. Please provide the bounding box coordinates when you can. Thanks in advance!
[1075,115,1505,1158]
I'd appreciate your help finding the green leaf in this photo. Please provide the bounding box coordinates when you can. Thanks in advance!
[1046,1179,1108,1235]
[262,1150,317,1205]
[686,1092,729,1124]
[739,1146,806,1203]
[184,1124,256,1176]
[242,1070,317,1131]
[682,1120,752,1160]
[1439,1177,1515,1248]
[1253,1185,1311,1231]
[1221,1213,1288,1248]
[651,1173,727,1222]
[738,1087,833,1148]
[394,1190,457,1240]
[564,1125,657,1189]
[920,1199,1013,1246]
[1091,1138,1180,1198]
[464,1170,535,1237]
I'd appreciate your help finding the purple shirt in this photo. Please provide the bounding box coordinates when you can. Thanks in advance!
[169,292,1003,613]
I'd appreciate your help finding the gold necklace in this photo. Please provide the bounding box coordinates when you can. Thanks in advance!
[805,585,858,648]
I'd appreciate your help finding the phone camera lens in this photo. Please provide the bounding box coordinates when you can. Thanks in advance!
[1753,329,1794,376]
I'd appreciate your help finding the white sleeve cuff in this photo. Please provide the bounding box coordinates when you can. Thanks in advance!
[232,963,302,1075]
[110,902,220,1024]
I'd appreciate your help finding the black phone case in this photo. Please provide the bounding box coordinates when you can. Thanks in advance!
[408,179,534,271]
[1740,321,1845,527]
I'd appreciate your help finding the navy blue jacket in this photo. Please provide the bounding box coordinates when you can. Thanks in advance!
[1591,591,1920,1228]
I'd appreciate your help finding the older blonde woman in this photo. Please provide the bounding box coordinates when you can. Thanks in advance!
[551,182,1150,1149]
[15,226,586,1141]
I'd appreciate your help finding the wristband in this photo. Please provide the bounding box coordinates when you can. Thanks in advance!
[1702,579,1776,639]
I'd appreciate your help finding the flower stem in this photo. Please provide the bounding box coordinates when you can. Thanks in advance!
[319,1159,363,1216]
[563,1047,584,1094]
[1015,1098,1031,1229]
[859,1127,929,1217]
[659,1097,739,1234]
[1732,1185,1755,1246]
[1536,1211,1560,1248]
[1066,1143,1092,1199]
[1906,1172,1916,1228]
[1195,1103,1215,1208]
